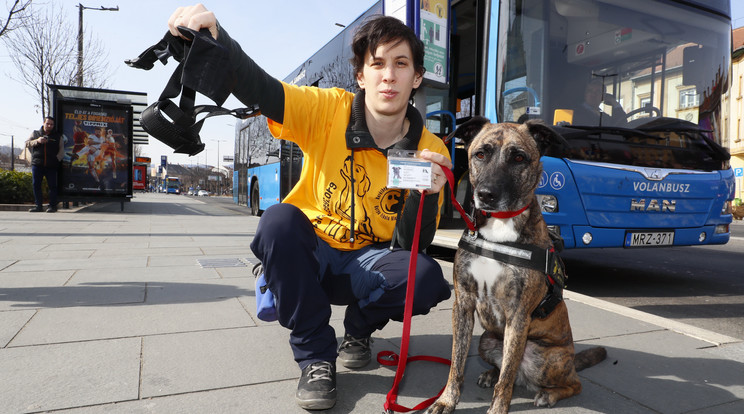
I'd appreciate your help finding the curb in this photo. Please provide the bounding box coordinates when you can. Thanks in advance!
[564,289,742,346]
[0,203,92,212]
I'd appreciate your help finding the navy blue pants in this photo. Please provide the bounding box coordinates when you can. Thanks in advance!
[31,165,59,208]
[250,203,451,369]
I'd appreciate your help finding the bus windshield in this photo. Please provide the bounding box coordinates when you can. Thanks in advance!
[496,0,731,171]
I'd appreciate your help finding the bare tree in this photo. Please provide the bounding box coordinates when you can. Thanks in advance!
[3,2,110,116]
[0,0,32,38]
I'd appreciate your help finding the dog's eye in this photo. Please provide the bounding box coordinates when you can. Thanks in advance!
[474,151,486,160]
[510,151,528,163]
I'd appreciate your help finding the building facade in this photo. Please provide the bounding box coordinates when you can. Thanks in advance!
[730,27,744,202]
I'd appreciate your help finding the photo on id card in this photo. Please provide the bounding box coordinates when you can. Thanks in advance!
[387,149,432,190]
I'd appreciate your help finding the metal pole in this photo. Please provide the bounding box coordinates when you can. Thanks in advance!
[77,4,83,86]
[212,139,226,195]
[10,135,14,171]
[76,4,119,87]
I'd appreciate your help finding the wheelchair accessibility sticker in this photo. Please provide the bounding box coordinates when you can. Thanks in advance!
[550,172,565,190]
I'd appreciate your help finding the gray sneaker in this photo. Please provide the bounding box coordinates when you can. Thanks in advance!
[295,361,337,410]
[338,334,372,369]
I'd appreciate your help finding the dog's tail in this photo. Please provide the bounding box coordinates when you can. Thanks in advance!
[574,347,607,371]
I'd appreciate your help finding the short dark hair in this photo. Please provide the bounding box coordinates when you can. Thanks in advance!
[45,116,55,123]
[351,16,425,79]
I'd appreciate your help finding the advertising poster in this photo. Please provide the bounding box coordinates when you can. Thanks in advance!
[133,164,147,191]
[133,156,151,192]
[58,100,133,198]
[420,0,449,85]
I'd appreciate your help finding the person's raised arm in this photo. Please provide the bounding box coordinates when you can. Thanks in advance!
[168,4,285,123]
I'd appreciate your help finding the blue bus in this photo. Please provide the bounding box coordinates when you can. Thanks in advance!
[165,177,181,195]
[235,0,735,249]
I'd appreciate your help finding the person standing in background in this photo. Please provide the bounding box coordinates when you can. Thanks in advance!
[25,116,64,212]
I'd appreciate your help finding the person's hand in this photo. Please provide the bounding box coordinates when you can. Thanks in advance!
[168,4,218,40]
[37,136,48,145]
[603,93,619,107]
[419,149,453,194]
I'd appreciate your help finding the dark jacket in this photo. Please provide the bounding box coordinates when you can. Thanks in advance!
[26,127,64,168]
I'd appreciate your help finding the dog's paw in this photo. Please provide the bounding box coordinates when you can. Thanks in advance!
[477,368,499,388]
[533,390,557,407]
[425,401,455,414]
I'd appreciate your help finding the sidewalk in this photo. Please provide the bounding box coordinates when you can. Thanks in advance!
[1,193,742,414]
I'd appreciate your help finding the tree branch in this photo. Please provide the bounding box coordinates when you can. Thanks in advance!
[0,0,32,38]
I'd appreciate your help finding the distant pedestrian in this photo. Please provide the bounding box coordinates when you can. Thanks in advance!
[25,116,64,212]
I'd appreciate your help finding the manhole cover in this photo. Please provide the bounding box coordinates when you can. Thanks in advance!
[196,258,248,268]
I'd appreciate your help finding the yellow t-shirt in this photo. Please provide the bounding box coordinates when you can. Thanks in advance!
[268,83,450,251]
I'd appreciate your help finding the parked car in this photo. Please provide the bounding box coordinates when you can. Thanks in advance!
[197,190,209,197]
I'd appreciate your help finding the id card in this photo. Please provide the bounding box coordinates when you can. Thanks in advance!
[387,149,432,190]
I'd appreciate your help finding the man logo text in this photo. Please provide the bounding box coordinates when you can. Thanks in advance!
[630,199,676,212]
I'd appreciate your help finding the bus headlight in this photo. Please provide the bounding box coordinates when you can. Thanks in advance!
[722,201,732,215]
[714,224,729,234]
[537,194,558,213]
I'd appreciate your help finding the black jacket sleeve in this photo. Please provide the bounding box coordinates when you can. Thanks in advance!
[395,190,440,251]
[216,25,285,123]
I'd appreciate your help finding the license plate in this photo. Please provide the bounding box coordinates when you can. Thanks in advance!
[624,231,675,247]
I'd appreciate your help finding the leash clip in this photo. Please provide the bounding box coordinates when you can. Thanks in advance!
[466,230,477,241]
[234,105,261,119]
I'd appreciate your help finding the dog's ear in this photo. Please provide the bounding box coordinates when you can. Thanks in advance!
[523,119,568,156]
[453,116,490,147]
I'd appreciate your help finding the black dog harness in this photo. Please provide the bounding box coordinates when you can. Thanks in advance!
[126,27,259,155]
[457,230,566,319]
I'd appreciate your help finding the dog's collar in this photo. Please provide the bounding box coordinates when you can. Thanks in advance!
[477,204,530,220]
[458,230,566,319]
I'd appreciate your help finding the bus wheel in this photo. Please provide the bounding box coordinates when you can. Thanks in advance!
[251,185,261,216]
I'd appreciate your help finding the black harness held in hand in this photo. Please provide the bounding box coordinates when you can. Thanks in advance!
[126,26,259,155]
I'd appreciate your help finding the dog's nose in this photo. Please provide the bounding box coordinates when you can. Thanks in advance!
[477,188,495,204]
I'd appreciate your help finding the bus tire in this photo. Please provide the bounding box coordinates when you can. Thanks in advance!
[251,184,261,216]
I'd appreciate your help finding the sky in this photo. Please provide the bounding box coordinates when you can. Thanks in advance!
[0,0,376,167]
[2,1,744,167]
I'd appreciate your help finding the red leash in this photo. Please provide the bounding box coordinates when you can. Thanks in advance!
[379,190,451,413]
[441,168,476,232]
[380,170,531,412]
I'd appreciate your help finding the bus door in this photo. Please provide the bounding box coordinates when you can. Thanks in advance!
[423,0,483,221]
[279,140,303,200]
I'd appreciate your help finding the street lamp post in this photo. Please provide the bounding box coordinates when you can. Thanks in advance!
[212,139,226,195]
[77,4,119,87]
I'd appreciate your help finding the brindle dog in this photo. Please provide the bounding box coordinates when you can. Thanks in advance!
[427,118,607,414]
